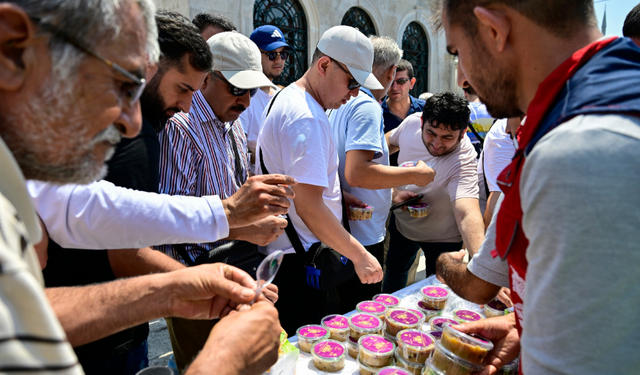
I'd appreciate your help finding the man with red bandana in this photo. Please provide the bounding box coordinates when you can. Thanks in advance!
[441,0,640,374]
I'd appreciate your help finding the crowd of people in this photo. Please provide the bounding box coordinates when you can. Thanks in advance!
[0,0,639,374]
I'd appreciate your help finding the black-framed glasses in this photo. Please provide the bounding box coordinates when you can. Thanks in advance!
[261,50,290,61]
[392,78,410,86]
[330,58,361,91]
[212,72,258,97]
[30,16,146,105]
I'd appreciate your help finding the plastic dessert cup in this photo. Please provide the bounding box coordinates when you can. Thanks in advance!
[311,339,346,373]
[441,323,493,364]
[400,161,418,168]
[420,286,449,310]
[394,348,426,375]
[385,309,421,336]
[374,294,400,309]
[408,203,429,218]
[377,366,412,375]
[497,357,519,375]
[357,354,392,375]
[430,341,484,375]
[416,301,443,321]
[407,308,426,325]
[321,314,350,342]
[484,299,508,318]
[347,336,360,358]
[350,205,374,220]
[422,359,445,375]
[349,313,384,340]
[427,330,443,341]
[429,317,459,332]
[358,334,396,367]
[357,301,388,319]
[396,329,435,363]
[384,330,398,345]
[296,325,330,353]
[452,309,483,324]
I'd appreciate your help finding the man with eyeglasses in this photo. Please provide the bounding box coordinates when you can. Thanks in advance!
[239,25,292,174]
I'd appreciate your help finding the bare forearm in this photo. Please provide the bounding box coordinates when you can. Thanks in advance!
[108,247,185,278]
[436,254,500,304]
[347,163,422,189]
[484,192,501,229]
[454,199,485,256]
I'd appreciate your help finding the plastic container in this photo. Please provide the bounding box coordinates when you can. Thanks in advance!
[429,317,459,332]
[441,323,493,364]
[384,330,398,345]
[321,314,350,342]
[484,299,508,318]
[430,341,484,375]
[400,161,418,168]
[357,354,392,375]
[420,286,449,310]
[408,203,430,218]
[422,359,446,375]
[347,336,360,358]
[416,301,443,321]
[374,294,400,309]
[497,357,519,375]
[407,308,426,325]
[394,348,426,375]
[296,324,330,352]
[385,309,422,336]
[427,330,442,341]
[358,334,396,367]
[350,205,374,220]
[376,366,412,375]
[357,301,388,319]
[349,313,384,340]
[311,339,346,372]
[396,329,435,363]
[452,309,483,324]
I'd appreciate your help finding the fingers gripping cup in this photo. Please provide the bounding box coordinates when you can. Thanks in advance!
[484,299,508,318]
[420,286,449,310]
[440,323,493,364]
[349,313,384,340]
[358,334,396,367]
[452,309,483,324]
[357,301,388,319]
[296,325,330,353]
[350,205,374,220]
[373,294,400,309]
[397,329,436,363]
[430,341,483,375]
[429,317,459,332]
[311,339,346,372]
[385,309,422,336]
[321,314,350,342]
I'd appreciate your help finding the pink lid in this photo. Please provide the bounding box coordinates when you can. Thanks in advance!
[374,294,400,306]
[417,301,440,312]
[409,203,429,209]
[377,368,411,375]
[400,161,417,167]
[422,286,448,299]
[358,301,386,314]
[360,336,394,354]
[313,341,345,358]
[407,308,425,320]
[350,314,381,329]
[398,331,434,348]
[323,315,348,329]
[298,325,328,338]
[431,318,458,329]
[454,310,482,322]
[388,310,419,325]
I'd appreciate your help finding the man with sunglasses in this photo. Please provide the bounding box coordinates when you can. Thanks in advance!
[240,25,292,173]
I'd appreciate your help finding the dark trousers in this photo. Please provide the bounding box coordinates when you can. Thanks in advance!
[383,217,463,293]
[333,241,385,313]
[79,340,148,375]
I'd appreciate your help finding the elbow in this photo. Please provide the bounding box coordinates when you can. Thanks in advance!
[345,169,366,188]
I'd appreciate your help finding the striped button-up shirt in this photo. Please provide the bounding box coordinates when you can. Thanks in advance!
[158,90,248,263]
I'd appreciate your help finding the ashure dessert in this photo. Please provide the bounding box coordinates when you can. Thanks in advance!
[350,205,374,220]
[452,309,483,324]
[430,341,483,375]
[407,308,426,325]
[422,359,446,375]
[420,286,449,310]
[374,294,400,308]
[357,354,393,375]
[376,366,411,375]
[347,336,360,358]
[321,314,350,342]
[357,301,388,319]
[349,313,384,340]
[427,330,443,341]
[440,324,493,364]
[408,203,430,218]
[296,324,330,353]
[484,299,508,318]
[396,329,435,363]
[429,317,459,331]
[416,301,442,321]
[394,348,426,375]
[358,334,396,367]
[311,339,346,372]
[385,309,421,336]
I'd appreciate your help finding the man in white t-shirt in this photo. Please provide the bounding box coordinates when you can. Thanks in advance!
[257,26,384,333]
[383,92,485,293]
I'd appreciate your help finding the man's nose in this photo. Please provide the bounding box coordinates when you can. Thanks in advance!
[114,100,142,138]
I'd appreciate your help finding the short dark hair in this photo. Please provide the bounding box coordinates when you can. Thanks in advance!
[311,48,327,63]
[421,92,470,133]
[396,59,415,79]
[156,10,212,73]
[442,0,597,38]
[192,12,236,33]
[623,4,640,39]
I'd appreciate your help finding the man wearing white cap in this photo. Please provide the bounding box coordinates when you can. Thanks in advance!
[158,31,286,371]
[256,25,384,333]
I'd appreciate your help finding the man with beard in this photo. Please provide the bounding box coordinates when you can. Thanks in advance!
[382,92,485,293]
[240,25,292,173]
[0,1,281,374]
[440,0,640,373]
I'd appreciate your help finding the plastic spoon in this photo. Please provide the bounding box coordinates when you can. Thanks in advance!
[251,250,284,304]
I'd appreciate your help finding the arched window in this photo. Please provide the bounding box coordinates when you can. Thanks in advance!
[254,0,308,86]
[341,7,376,36]
[402,22,429,97]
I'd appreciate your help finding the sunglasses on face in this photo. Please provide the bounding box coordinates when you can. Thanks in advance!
[261,50,290,61]
[330,58,361,91]
[393,78,410,86]
[213,72,258,97]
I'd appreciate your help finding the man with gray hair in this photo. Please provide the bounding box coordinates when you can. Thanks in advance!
[0,1,280,374]
[328,36,435,311]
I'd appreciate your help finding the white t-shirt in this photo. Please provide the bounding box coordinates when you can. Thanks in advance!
[239,87,279,151]
[478,119,516,192]
[388,113,479,243]
[257,83,342,254]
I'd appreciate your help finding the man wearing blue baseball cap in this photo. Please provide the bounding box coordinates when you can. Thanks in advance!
[241,25,293,172]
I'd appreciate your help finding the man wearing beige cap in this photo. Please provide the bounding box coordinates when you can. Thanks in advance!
[256,25,384,333]
[158,31,286,371]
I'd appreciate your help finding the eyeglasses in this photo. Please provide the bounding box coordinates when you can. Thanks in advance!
[330,58,361,91]
[30,17,146,105]
[392,78,410,86]
[212,72,258,97]
[261,50,290,61]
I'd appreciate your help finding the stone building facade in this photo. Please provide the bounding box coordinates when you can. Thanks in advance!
[153,0,459,96]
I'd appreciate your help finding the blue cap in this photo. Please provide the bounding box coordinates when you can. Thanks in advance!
[250,25,292,51]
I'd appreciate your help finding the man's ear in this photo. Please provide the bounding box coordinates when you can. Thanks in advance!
[409,77,416,89]
[473,6,511,53]
[316,56,330,78]
[201,72,211,91]
[386,64,397,81]
[0,4,37,91]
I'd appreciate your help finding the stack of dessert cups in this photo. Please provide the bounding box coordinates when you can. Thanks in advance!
[429,323,494,375]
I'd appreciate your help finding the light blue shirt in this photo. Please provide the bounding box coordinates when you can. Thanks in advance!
[329,88,391,246]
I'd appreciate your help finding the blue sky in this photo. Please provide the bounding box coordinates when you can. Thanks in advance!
[594,0,638,36]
